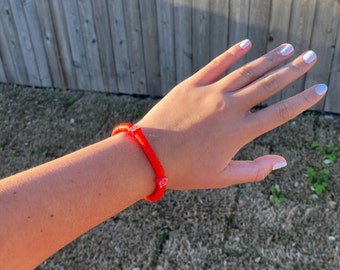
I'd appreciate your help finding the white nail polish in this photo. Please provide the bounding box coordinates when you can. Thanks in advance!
[303,51,316,64]
[240,39,251,49]
[280,44,294,56]
[315,84,328,96]
[272,161,287,171]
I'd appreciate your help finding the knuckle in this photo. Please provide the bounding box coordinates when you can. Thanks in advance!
[276,102,293,121]
[226,48,237,57]
[209,48,239,69]
[302,92,314,104]
[209,57,223,69]
[253,167,268,182]
[260,76,279,93]
[238,66,255,81]
[290,62,303,74]
[265,52,277,65]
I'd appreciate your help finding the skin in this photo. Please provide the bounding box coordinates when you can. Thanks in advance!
[0,40,326,269]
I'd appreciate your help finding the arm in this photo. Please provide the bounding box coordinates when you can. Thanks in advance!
[0,133,155,269]
[0,40,326,269]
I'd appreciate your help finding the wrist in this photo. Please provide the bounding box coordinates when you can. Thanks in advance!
[109,133,156,201]
[111,123,168,201]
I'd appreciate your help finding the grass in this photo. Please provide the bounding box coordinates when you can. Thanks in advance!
[270,185,285,205]
[134,108,142,118]
[311,141,339,163]
[307,141,340,196]
[307,166,329,196]
[34,147,48,158]
[65,96,76,108]
[151,230,170,267]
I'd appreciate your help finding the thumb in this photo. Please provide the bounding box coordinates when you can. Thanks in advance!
[221,155,287,187]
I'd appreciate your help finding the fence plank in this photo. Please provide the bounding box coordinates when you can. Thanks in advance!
[285,0,316,99]
[228,0,250,71]
[325,13,340,113]
[288,0,316,54]
[174,0,192,84]
[35,0,64,88]
[209,0,229,59]
[123,0,147,94]
[192,0,210,72]
[246,0,271,62]
[0,21,12,82]
[265,0,292,105]
[9,0,40,85]
[139,0,161,95]
[0,56,6,83]
[267,0,292,50]
[305,0,340,111]
[23,0,52,87]
[108,0,133,94]
[0,3,24,84]
[62,1,91,90]
[156,0,176,94]
[0,31,6,82]
[91,0,117,93]
[78,0,104,92]
[49,0,77,90]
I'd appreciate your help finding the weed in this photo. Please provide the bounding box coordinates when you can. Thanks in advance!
[34,147,48,158]
[158,231,170,253]
[224,247,244,257]
[270,185,285,205]
[307,141,339,195]
[307,166,329,195]
[134,108,142,119]
[151,230,170,267]
[65,97,76,108]
[38,86,62,92]
[311,141,339,163]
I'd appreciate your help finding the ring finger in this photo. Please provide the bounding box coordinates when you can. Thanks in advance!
[230,50,317,111]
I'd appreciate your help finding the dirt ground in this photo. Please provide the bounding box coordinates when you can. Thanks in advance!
[0,83,339,270]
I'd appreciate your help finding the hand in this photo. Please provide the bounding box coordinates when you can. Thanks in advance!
[138,40,326,190]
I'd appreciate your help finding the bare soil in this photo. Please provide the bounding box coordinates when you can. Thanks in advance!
[0,84,339,270]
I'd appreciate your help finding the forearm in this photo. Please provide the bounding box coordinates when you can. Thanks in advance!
[0,133,154,269]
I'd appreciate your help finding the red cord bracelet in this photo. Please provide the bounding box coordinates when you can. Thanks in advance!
[111,123,168,202]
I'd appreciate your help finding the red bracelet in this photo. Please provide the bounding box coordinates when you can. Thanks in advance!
[111,123,168,202]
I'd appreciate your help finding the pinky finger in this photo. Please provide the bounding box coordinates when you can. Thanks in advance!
[245,84,328,141]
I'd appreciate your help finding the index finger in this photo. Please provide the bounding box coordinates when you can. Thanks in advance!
[191,39,252,86]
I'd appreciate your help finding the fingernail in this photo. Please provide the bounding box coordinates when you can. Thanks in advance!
[303,50,316,64]
[280,44,294,56]
[315,84,328,96]
[272,161,287,171]
[240,39,251,49]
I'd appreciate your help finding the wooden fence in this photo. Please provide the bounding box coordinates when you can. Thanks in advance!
[0,0,339,113]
